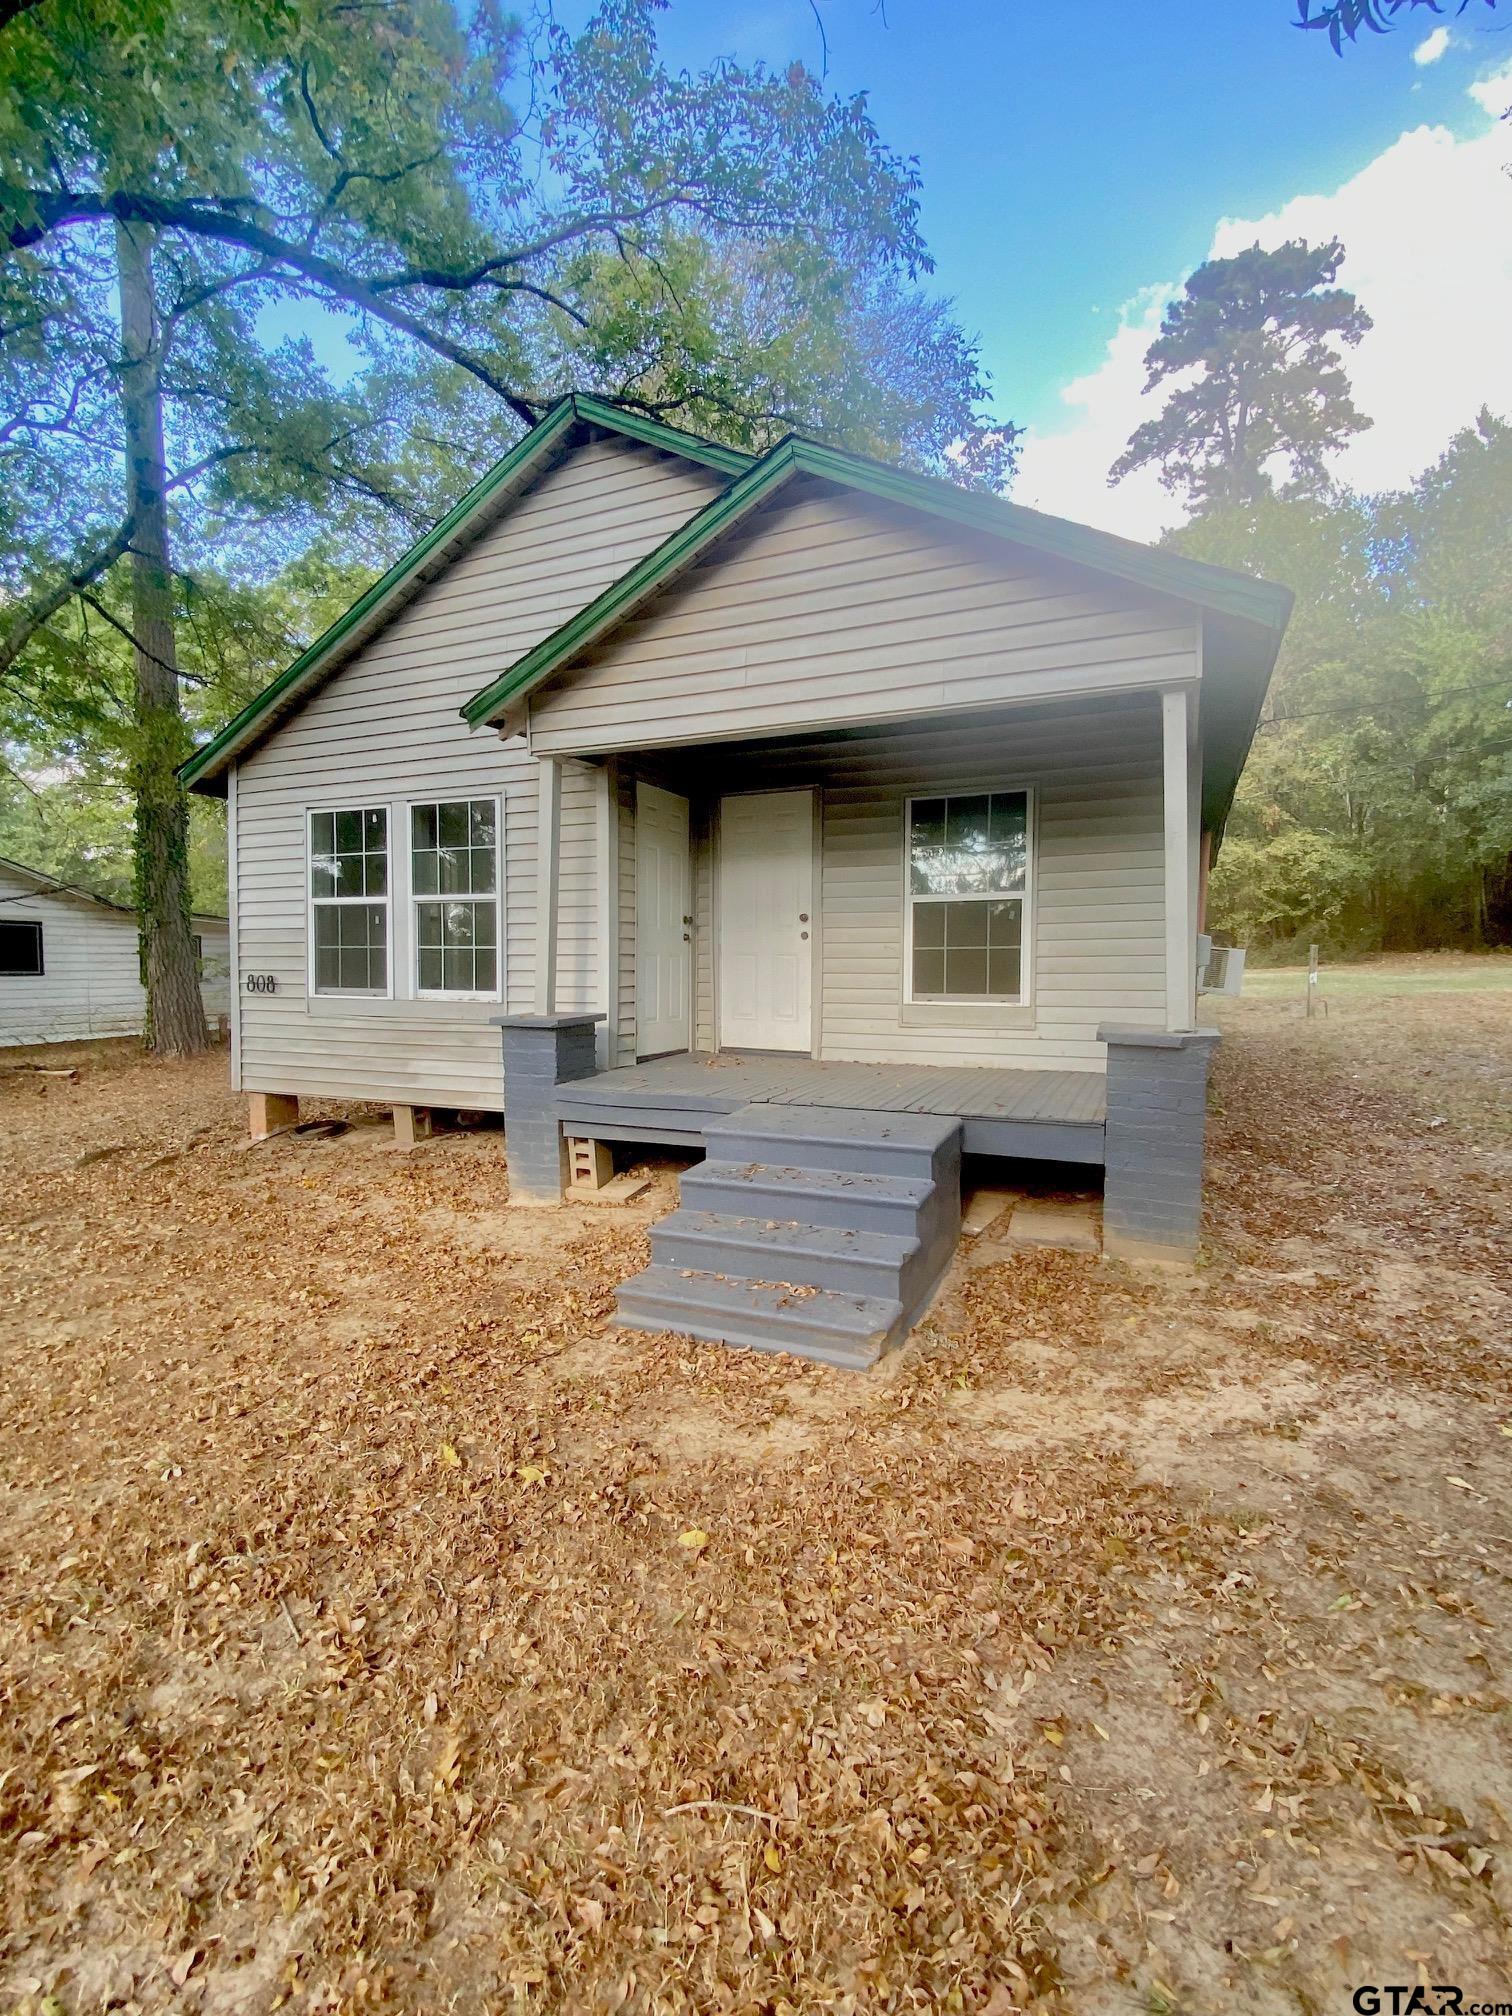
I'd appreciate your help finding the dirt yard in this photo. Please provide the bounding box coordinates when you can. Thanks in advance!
[2,971,1509,2015]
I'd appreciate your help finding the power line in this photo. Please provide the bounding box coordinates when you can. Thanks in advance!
[1259,674,1512,727]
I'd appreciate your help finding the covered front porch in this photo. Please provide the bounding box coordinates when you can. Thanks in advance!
[500,680,1221,1286]
[552,1048,1107,1165]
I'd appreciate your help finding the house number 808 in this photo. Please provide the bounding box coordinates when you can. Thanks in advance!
[245,974,278,994]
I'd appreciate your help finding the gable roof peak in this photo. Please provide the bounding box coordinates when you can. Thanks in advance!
[181,393,753,795]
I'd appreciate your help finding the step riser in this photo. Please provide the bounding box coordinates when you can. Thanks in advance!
[651,1225,925,1301]
[701,1130,951,1183]
[613,1291,893,1370]
[681,1170,924,1238]
[615,1106,964,1369]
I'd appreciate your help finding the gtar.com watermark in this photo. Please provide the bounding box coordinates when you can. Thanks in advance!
[1350,1990,1512,2014]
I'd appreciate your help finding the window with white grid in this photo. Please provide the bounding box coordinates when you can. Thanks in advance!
[309,807,389,994]
[905,790,1030,1004]
[410,799,500,997]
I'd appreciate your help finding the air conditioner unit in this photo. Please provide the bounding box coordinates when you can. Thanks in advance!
[1199,944,1246,997]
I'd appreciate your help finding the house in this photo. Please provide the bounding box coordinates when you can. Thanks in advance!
[0,855,230,1047]
[182,394,1291,1365]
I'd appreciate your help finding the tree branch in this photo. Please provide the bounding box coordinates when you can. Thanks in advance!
[76,588,185,679]
[0,515,137,681]
[6,188,547,426]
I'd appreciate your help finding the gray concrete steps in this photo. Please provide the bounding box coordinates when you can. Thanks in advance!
[702,1103,961,1180]
[614,1265,902,1370]
[613,1102,964,1369]
[679,1158,932,1236]
[651,1207,923,1298]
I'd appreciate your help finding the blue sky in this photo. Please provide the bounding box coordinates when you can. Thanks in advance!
[643,0,1506,436]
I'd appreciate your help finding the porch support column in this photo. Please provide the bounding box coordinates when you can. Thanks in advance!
[534,755,563,1016]
[1161,686,1197,1032]
[493,1012,602,1204]
[1098,1024,1219,1263]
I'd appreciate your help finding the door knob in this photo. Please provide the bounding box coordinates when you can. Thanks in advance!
[682,931,691,942]
[682,914,693,926]
[799,913,809,923]
[800,931,809,941]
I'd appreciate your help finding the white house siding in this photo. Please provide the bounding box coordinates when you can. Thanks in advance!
[232,432,724,1108]
[0,864,229,1046]
[528,478,1201,758]
[615,693,1166,1073]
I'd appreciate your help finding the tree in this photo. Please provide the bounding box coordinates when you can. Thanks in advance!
[1110,239,1372,513]
[1,0,1013,1053]
[1171,413,1512,954]
[1294,0,1498,53]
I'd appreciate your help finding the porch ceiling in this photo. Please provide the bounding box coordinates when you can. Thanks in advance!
[597,691,1152,790]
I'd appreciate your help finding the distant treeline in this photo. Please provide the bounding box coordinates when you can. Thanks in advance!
[1174,412,1512,958]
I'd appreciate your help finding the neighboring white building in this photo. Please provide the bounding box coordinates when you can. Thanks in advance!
[0,856,229,1047]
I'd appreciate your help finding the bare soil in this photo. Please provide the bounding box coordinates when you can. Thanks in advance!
[1,985,1508,2014]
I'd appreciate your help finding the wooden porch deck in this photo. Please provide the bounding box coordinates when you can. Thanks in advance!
[555,1052,1107,1163]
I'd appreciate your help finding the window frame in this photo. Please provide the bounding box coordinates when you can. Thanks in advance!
[901,786,1035,1010]
[0,919,44,978]
[406,794,504,1004]
[306,803,394,999]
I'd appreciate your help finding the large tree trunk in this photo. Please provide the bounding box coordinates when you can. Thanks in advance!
[115,219,207,1056]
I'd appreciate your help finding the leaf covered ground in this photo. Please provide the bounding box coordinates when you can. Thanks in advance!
[1,977,1509,2014]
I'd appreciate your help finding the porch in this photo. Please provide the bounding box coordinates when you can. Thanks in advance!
[553,1049,1107,1165]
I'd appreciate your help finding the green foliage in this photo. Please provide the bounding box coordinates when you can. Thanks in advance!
[1186,411,1512,955]
[1,0,1010,634]
[0,552,278,912]
[547,228,1020,486]
[0,750,227,915]
[1111,240,1372,510]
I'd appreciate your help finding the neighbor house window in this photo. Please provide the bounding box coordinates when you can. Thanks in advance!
[905,791,1030,1003]
[0,921,43,976]
[310,807,389,994]
[410,799,500,996]
[190,933,204,979]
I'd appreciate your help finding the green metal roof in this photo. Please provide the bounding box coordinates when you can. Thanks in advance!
[180,395,754,795]
[460,433,1294,731]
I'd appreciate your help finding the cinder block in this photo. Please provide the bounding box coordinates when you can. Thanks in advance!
[569,1136,615,1190]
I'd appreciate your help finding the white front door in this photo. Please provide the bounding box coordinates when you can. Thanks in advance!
[635,782,691,1057]
[718,789,814,1052]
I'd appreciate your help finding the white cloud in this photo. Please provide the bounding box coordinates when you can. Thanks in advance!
[1015,74,1512,542]
[1413,26,1451,65]
[1468,59,1512,116]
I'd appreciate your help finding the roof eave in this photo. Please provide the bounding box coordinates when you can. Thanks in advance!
[1199,604,1293,845]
